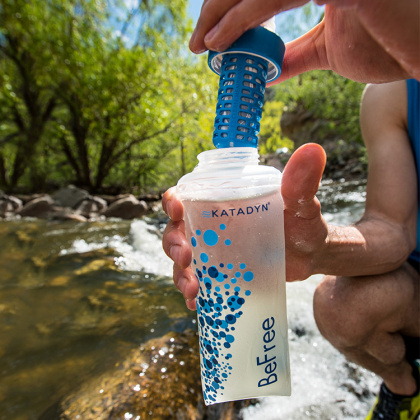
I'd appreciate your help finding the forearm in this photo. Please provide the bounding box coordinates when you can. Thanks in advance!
[312,214,415,277]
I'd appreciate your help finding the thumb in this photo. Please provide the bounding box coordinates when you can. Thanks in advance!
[281,143,326,212]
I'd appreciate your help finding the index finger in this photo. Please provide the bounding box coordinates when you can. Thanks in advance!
[190,0,309,54]
[190,0,242,53]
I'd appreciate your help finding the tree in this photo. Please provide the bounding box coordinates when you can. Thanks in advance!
[0,0,62,190]
[0,0,216,193]
[258,100,293,155]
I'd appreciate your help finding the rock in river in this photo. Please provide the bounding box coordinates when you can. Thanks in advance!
[101,194,147,219]
[43,329,257,420]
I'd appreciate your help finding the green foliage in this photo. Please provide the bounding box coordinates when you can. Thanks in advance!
[0,0,365,193]
[259,100,293,155]
[0,0,215,193]
[273,70,365,145]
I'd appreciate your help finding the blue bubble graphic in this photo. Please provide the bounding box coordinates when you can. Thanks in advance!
[216,272,225,282]
[192,226,257,405]
[208,266,219,278]
[243,271,254,282]
[203,229,218,246]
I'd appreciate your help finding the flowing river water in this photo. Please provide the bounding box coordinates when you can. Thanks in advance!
[0,180,380,420]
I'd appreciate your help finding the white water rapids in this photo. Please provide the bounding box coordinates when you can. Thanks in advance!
[62,180,380,419]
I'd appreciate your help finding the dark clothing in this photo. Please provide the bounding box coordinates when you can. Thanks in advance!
[407,79,420,263]
[405,80,420,361]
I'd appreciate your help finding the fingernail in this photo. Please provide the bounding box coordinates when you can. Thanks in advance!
[189,32,197,50]
[190,28,197,44]
[170,245,181,262]
[185,298,196,311]
[165,199,173,217]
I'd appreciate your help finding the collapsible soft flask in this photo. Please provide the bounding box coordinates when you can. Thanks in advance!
[177,21,291,405]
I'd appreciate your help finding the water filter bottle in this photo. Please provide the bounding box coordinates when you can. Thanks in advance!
[177,147,291,405]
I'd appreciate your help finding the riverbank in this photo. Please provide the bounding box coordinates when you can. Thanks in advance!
[0,185,161,221]
[1,153,367,222]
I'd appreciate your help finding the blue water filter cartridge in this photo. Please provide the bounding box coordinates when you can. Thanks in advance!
[208,20,285,148]
[177,21,290,405]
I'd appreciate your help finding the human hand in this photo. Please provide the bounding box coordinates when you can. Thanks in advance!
[162,186,198,310]
[162,143,328,310]
[281,143,328,281]
[190,0,417,83]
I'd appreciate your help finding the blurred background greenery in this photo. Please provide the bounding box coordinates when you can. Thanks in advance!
[0,0,365,195]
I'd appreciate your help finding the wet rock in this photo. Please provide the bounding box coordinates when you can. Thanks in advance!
[102,194,147,219]
[50,207,87,222]
[74,259,117,276]
[52,185,90,209]
[13,193,43,204]
[15,228,37,244]
[97,194,118,204]
[138,193,161,203]
[49,276,71,287]
[54,330,257,420]
[0,195,23,217]
[17,195,54,218]
[75,196,107,219]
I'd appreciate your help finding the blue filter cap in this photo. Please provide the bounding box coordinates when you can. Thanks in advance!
[208,26,285,83]
[208,27,285,149]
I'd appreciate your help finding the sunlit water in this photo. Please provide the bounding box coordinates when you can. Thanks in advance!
[0,180,380,419]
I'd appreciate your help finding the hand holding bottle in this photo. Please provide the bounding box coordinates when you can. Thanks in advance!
[162,143,328,309]
[189,0,419,83]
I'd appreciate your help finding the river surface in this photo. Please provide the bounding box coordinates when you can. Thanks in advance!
[0,180,380,420]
